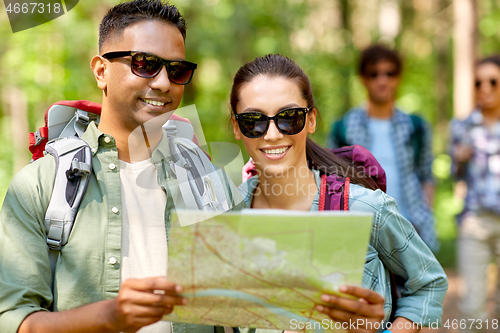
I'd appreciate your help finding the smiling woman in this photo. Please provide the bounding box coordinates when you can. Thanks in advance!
[230,54,448,333]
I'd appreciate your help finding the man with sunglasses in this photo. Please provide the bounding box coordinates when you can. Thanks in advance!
[0,1,244,333]
[328,44,438,253]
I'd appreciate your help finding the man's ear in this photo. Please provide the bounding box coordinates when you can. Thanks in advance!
[307,107,317,134]
[232,116,242,140]
[91,55,107,91]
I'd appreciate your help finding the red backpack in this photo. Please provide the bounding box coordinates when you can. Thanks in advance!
[317,145,387,211]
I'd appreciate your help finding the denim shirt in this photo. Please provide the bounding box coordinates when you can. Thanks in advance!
[238,171,447,327]
[328,107,437,252]
[449,110,500,219]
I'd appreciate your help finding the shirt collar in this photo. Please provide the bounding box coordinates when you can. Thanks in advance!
[81,121,105,155]
[239,169,322,208]
[81,121,171,161]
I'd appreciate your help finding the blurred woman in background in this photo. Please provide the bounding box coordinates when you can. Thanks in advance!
[450,55,500,332]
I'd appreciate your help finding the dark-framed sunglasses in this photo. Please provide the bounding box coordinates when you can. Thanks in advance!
[367,71,398,79]
[101,51,197,85]
[475,78,497,89]
[234,107,311,138]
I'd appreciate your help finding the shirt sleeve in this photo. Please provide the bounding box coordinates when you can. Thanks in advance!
[0,161,54,333]
[416,119,435,185]
[350,186,448,326]
[374,192,447,325]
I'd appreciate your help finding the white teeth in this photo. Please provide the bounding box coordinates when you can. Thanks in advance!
[262,147,289,155]
[142,98,166,106]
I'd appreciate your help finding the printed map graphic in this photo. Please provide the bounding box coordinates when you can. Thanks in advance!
[163,210,373,333]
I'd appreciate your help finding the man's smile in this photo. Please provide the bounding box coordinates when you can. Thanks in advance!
[140,98,169,107]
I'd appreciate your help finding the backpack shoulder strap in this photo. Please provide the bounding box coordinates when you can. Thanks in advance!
[318,174,350,211]
[409,114,424,167]
[44,137,92,292]
[164,124,230,212]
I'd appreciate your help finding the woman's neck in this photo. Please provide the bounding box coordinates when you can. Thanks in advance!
[481,106,500,125]
[252,167,318,211]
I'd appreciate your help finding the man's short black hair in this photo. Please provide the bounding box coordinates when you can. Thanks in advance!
[358,44,402,77]
[99,0,186,53]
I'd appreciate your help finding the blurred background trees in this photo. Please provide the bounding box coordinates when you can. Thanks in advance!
[0,0,497,265]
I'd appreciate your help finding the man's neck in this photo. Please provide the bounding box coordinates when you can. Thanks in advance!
[98,115,163,163]
[367,100,394,119]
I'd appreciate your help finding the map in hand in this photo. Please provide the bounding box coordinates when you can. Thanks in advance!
[163,209,373,333]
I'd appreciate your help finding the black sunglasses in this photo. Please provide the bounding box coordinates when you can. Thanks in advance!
[234,107,311,138]
[475,79,497,89]
[367,71,398,79]
[101,51,197,85]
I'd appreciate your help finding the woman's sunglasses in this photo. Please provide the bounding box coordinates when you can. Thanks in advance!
[101,51,197,85]
[234,107,311,138]
[475,79,497,89]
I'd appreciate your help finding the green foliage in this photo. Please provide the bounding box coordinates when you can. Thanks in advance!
[433,154,462,268]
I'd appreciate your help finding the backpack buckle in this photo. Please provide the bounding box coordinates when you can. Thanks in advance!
[46,237,63,251]
[34,130,43,146]
[75,110,90,125]
[46,219,64,250]
[66,158,91,181]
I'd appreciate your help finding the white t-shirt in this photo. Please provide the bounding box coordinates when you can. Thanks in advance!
[119,158,171,333]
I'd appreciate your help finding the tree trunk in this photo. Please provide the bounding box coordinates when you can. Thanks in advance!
[5,87,29,172]
[453,0,477,120]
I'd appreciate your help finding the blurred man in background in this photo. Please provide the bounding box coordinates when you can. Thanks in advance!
[329,44,438,252]
[450,55,500,332]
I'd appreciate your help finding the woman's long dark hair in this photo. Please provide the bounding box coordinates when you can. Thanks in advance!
[230,54,378,191]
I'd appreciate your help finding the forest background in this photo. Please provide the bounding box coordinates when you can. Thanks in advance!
[0,0,493,269]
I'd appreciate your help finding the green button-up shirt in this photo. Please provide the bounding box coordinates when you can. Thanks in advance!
[0,122,246,333]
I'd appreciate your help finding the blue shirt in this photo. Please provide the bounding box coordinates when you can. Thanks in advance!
[367,118,408,217]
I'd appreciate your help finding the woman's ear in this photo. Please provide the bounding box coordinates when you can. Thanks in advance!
[307,107,317,134]
[91,55,107,91]
[232,116,242,140]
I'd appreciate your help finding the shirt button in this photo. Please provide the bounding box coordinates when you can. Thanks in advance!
[104,136,111,143]
[111,207,119,214]
[109,163,116,170]
[91,147,97,154]
[109,257,117,265]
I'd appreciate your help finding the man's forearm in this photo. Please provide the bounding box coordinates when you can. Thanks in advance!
[18,299,116,333]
